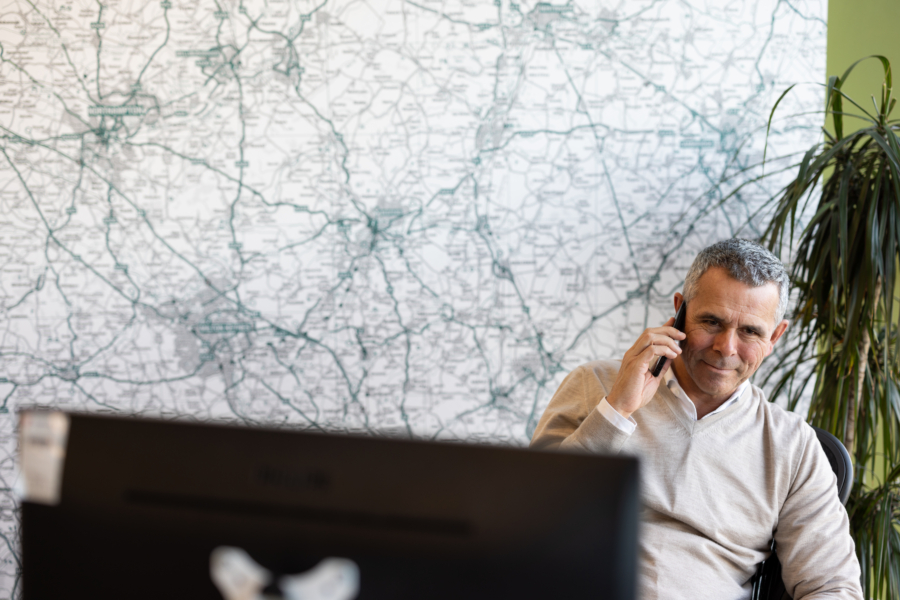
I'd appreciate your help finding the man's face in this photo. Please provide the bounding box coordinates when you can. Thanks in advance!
[673,266,789,405]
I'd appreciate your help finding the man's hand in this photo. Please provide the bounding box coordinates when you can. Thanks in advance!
[606,317,685,419]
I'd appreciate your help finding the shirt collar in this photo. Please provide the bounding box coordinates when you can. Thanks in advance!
[663,368,750,421]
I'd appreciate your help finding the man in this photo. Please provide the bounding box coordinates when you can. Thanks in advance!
[531,239,862,600]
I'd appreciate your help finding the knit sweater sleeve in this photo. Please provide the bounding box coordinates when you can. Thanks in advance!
[529,363,631,454]
[775,424,863,599]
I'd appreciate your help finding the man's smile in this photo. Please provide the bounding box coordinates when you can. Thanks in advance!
[699,360,736,374]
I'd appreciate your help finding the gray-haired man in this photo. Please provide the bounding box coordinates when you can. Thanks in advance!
[531,239,862,600]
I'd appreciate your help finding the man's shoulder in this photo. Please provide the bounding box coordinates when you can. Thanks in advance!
[748,384,816,444]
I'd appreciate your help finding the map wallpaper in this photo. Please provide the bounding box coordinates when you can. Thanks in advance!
[0,0,826,594]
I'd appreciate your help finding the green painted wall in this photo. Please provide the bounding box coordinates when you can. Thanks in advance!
[826,0,900,133]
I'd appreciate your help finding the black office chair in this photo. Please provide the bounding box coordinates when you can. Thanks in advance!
[750,426,854,600]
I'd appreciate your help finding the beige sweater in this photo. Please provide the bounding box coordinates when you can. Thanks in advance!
[531,360,863,600]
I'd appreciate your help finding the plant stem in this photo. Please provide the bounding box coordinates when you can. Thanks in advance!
[847,277,881,462]
[846,327,868,461]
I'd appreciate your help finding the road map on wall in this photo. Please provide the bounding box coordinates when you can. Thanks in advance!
[0,0,825,593]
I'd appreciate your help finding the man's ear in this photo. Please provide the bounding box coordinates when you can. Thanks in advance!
[767,319,789,352]
[674,293,684,312]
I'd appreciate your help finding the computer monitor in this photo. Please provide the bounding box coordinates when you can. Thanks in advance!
[20,411,639,599]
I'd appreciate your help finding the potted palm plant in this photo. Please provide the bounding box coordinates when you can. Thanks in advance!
[762,55,900,598]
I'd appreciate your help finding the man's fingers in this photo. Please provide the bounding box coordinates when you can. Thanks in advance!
[639,324,686,346]
[636,341,680,366]
[622,339,681,374]
[650,342,680,359]
[659,326,687,341]
[636,332,683,356]
[621,322,686,363]
[627,338,682,374]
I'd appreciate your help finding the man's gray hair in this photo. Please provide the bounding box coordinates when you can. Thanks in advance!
[682,238,790,323]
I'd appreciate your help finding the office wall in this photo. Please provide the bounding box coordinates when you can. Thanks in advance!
[0,0,826,594]
[826,0,900,133]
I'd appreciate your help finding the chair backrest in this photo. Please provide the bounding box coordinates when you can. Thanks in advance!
[751,425,853,600]
[811,426,853,505]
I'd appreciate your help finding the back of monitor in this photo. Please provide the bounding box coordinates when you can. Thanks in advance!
[21,412,639,600]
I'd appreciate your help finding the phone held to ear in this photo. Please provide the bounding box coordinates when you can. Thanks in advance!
[651,301,687,377]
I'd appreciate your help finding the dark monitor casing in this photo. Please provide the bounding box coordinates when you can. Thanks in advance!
[22,412,639,599]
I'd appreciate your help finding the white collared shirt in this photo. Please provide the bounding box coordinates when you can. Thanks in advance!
[595,370,750,435]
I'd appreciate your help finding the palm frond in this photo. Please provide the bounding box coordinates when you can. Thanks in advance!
[761,56,900,599]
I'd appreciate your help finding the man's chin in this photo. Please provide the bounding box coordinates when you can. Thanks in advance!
[698,384,738,401]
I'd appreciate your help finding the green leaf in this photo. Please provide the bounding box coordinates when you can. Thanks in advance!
[763,84,797,169]
[829,75,845,140]
[868,131,900,174]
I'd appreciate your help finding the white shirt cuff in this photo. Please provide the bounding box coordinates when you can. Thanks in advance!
[596,397,637,435]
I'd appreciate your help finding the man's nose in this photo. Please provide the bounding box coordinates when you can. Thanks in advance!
[713,329,738,356]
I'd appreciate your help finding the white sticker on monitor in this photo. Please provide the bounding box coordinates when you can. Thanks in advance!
[211,546,360,600]
[210,546,271,600]
[280,557,360,600]
[18,411,70,505]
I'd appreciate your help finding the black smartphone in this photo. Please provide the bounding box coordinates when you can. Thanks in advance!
[651,301,687,377]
